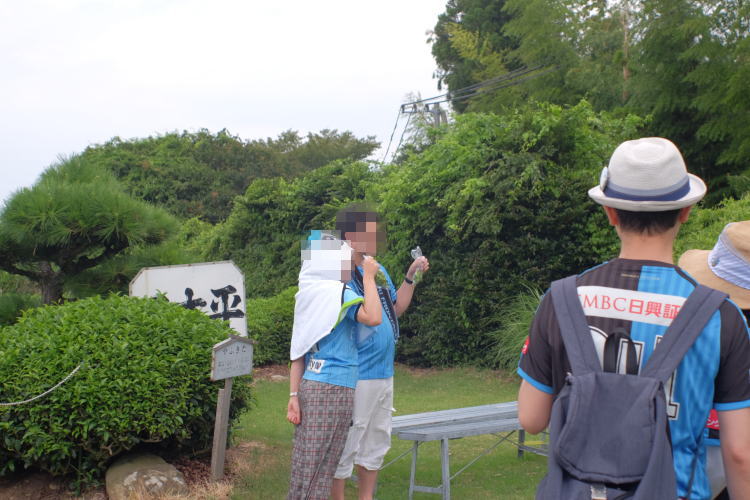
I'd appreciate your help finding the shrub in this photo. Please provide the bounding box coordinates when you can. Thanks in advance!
[0,295,252,489]
[674,194,750,257]
[487,285,544,371]
[377,102,637,366]
[0,293,41,326]
[248,286,296,365]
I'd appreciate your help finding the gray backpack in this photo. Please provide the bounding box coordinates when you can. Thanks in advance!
[536,275,727,500]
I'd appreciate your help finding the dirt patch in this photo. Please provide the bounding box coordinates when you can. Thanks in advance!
[252,364,288,381]
[396,364,436,377]
[0,471,105,500]
[170,454,213,487]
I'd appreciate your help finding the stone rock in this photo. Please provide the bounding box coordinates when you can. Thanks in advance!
[270,374,288,381]
[106,452,189,500]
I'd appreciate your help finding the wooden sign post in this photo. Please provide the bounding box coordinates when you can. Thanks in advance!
[210,335,254,481]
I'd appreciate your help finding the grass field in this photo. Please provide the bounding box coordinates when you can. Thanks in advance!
[229,365,546,499]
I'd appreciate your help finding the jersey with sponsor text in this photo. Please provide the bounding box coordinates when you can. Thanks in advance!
[518,258,750,500]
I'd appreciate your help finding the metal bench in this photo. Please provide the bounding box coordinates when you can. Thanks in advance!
[390,401,547,500]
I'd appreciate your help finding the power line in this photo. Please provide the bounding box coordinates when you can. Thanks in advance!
[401,65,545,109]
[380,112,403,163]
[425,66,558,107]
[391,112,413,163]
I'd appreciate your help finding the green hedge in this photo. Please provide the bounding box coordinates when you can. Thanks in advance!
[674,194,750,257]
[0,293,41,326]
[248,286,296,365]
[0,295,252,489]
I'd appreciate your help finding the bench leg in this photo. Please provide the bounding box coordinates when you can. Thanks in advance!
[409,441,419,500]
[518,429,525,458]
[441,438,450,500]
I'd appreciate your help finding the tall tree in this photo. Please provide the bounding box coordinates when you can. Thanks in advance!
[430,0,521,112]
[683,0,750,201]
[0,157,177,303]
[627,0,706,163]
[432,0,628,112]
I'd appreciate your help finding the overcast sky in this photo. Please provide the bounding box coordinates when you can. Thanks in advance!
[0,0,447,205]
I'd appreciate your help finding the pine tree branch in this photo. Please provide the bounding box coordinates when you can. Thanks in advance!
[0,262,42,281]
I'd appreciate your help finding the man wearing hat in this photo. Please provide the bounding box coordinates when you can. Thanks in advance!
[679,221,750,499]
[517,138,750,499]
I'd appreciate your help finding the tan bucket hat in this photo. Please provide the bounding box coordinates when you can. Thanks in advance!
[678,221,750,309]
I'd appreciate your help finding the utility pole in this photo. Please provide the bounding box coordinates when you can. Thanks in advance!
[424,103,446,127]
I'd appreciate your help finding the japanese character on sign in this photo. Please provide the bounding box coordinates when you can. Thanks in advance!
[209,285,246,321]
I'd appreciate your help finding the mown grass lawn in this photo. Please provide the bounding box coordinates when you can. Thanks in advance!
[230,365,546,499]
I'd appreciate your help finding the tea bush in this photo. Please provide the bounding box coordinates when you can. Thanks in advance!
[0,294,252,488]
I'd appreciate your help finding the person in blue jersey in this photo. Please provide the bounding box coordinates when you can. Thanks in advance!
[331,205,430,500]
[517,138,750,499]
[679,220,750,500]
[286,233,382,500]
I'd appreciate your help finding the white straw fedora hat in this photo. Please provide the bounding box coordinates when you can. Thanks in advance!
[679,221,750,309]
[588,137,707,212]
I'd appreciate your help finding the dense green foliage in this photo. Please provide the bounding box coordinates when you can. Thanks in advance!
[247,286,296,365]
[0,295,252,488]
[204,102,636,366]
[487,285,543,371]
[0,293,41,326]
[375,102,635,365]
[205,160,375,298]
[430,0,750,205]
[79,129,378,223]
[65,237,201,299]
[0,157,177,304]
[674,194,750,257]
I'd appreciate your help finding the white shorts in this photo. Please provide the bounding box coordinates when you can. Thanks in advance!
[334,377,394,478]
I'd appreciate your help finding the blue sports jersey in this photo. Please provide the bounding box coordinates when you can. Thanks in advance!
[350,264,398,380]
[302,287,362,389]
[518,259,750,500]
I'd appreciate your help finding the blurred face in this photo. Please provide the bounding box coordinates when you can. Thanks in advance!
[345,221,380,256]
[301,234,353,282]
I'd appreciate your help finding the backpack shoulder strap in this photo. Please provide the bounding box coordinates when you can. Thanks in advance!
[550,275,602,375]
[641,285,728,383]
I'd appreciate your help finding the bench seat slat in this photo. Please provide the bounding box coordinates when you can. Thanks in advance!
[392,402,518,432]
[395,418,521,441]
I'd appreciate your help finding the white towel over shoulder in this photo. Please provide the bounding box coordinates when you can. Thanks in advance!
[290,240,360,360]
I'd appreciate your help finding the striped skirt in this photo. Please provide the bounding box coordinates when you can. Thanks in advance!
[287,379,354,500]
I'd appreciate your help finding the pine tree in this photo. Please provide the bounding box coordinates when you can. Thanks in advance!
[0,157,177,303]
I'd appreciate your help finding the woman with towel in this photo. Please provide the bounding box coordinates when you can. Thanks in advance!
[286,232,382,500]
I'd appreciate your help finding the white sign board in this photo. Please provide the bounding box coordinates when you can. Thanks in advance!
[211,335,254,381]
[129,261,247,336]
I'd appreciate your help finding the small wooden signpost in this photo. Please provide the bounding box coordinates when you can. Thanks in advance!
[210,335,254,481]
